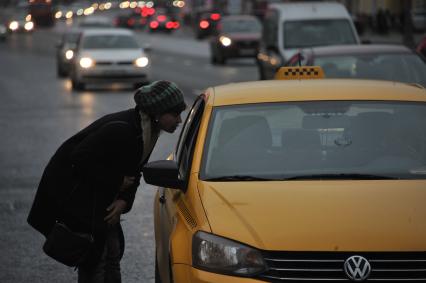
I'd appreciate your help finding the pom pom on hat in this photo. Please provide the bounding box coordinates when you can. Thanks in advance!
[134,81,186,116]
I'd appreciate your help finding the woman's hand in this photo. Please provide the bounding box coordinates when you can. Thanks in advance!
[104,199,127,226]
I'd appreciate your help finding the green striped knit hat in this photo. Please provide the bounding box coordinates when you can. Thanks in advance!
[134,80,186,116]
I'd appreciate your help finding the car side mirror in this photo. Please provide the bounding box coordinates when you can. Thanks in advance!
[143,160,185,191]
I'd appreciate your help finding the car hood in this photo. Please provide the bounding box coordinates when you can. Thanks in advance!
[79,49,144,61]
[222,32,261,41]
[198,180,426,251]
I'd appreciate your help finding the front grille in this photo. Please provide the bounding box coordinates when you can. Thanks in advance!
[256,251,426,282]
[96,61,133,65]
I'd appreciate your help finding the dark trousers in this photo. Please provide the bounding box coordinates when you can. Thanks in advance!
[78,226,122,283]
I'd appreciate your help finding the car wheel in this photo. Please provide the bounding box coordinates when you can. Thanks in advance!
[217,52,226,65]
[57,64,67,78]
[71,78,85,91]
[210,54,218,64]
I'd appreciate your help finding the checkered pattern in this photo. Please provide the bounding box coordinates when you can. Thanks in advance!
[134,81,186,115]
[284,68,319,76]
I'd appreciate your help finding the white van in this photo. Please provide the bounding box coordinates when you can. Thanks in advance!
[257,2,360,79]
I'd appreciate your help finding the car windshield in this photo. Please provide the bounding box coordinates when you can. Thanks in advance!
[284,19,357,49]
[201,101,426,180]
[222,18,262,33]
[81,35,139,49]
[314,53,426,87]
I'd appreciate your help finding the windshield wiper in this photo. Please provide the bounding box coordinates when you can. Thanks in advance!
[204,175,271,181]
[281,173,399,180]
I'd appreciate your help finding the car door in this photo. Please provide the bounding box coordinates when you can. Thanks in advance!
[155,96,205,283]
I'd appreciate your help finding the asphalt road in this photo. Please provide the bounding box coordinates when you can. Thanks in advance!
[0,17,257,283]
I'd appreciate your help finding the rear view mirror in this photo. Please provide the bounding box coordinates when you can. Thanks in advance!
[143,160,185,191]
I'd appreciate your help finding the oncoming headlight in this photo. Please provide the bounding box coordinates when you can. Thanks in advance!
[220,36,232,47]
[65,50,74,60]
[134,57,149,67]
[24,21,34,31]
[79,57,94,68]
[192,231,267,276]
[9,21,19,31]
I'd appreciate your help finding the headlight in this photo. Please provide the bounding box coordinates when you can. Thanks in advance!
[9,21,19,31]
[24,21,34,31]
[134,57,149,67]
[65,50,74,60]
[79,57,94,68]
[220,36,232,47]
[192,231,267,276]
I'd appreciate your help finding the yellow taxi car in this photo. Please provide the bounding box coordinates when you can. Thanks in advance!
[143,67,426,283]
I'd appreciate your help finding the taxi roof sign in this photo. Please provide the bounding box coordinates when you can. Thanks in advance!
[275,66,325,80]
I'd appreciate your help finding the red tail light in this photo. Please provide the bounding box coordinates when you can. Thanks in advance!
[173,21,180,29]
[150,21,159,29]
[210,13,220,21]
[199,20,209,29]
[157,15,166,22]
[166,21,173,29]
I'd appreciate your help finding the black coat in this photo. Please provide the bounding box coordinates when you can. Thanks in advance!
[27,107,150,268]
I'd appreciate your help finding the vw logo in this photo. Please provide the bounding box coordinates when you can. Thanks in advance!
[344,255,371,281]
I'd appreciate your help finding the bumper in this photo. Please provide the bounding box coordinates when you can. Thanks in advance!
[75,65,150,84]
[172,264,265,283]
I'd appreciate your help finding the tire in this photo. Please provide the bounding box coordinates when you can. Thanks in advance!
[210,52,218,64]
[71,78,85,91]
[57,64,67,78]
[217,52,226,65]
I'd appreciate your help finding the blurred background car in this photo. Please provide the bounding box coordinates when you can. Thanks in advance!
[6,10,34,33]
[55,29,81,77]
[194,11,221,40]
[114,9,148,30]
[77,15,114,29]
[284,44,426,87]
[210,15,262,65]
[257,2,360,80]
[0,24,7,41]
[70,28,151,90]
[147,8,180,33]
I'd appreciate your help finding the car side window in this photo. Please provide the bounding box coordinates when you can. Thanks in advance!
[175,96,205,181]
[263,9,278,49]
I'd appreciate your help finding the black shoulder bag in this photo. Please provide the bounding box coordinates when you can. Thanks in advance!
[42,184,96,267]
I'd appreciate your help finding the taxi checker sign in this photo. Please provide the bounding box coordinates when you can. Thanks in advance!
[344,255,371,281]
